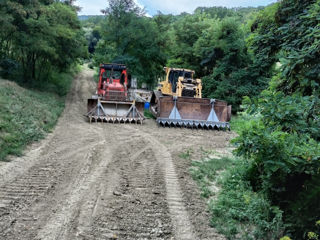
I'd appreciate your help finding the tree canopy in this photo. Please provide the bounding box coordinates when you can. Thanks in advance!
[93,0,166,87]
[0,0,87,89]
[88,2,268,103]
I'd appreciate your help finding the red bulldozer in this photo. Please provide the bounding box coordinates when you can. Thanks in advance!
[86,63,144,123]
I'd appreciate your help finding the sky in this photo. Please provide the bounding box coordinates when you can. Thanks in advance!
[77,0,277,16]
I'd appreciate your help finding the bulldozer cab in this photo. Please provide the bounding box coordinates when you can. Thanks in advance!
[159,67,200,98]
[100,67,122,84]
[97,64,128,96]
[168,69,193,93]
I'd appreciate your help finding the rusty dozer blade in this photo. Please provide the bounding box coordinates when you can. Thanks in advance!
[86,98,145,124]
[156,96,231,129]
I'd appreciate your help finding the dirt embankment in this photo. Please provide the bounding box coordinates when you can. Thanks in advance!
[0,67,234,240]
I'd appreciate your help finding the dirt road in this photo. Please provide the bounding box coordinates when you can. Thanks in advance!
[0,67,234,240]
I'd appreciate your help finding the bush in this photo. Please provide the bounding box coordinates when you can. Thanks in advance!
[233,92,320,238]
[0,58,20,79]
[211,160,284,239]
[190,154,284,239]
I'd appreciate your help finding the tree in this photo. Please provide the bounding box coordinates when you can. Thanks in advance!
[197,18,268,112]
[234,0,320,237]
[0,0,87,83]
[167,13,211,73]
[94,0,165,87]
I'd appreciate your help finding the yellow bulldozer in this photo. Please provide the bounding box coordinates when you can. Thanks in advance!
[150,67,231,129]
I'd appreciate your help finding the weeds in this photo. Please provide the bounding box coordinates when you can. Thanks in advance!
[143,109,155,119]
[0,63,81,161]
[230,112,258,134]
[179,149,193,160]
[0,79,66,161]
[190,150,284,239]
[210,160,284,239]
[191,157,233,184]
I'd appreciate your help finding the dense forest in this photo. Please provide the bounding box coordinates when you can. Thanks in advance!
[1,0,319,239]
[0,0,87,95]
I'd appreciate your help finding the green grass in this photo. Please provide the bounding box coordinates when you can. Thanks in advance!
[0,62,81,161]
[143,109,155,119]
[190,156,234,198]
[0,79,67,161]
[189,151,284,239]
[179,149,193,160]
[230,113,258,134]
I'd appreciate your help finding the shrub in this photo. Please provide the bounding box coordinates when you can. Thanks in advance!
[190,154,284,239]
[233,92,320,237]
[210,160,284,239]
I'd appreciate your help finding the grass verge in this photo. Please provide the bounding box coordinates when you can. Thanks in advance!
[0,80,65,161]
[0,66,80,161]
[188,150,284,239]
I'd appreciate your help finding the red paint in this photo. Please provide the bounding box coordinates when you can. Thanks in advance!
[97,64,128,100]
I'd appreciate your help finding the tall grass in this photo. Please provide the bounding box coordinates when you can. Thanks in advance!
[189,150,284,239]
[0,80,66,161]
[0,64,81,161]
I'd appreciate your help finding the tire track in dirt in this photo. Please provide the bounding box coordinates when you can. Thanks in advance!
[125,125,196,240]
[70,134,174,240]
[0,68,102,240]
[35,140,111,240]
[0,158,62,236]
[0,66,232,240]
[36,129,146,240]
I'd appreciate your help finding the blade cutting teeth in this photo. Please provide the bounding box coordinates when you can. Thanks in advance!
[157,119,230,130]
[86,99,145,124]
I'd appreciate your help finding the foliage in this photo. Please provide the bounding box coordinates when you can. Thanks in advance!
[249,0,320,96]
[81,16,104,54]
[190,153,284,239]
[233,0,320,238]
[233,116,320,195]
[307,221,320,240]
[211,161,284,239]
[0,0,87,88]
[93,0,166,88]
[229,112,257,134]
[166,13,211,72]
[199,18,268,112]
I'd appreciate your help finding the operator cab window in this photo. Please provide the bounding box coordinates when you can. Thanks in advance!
[112,70,121,79]
[185,72,192,79]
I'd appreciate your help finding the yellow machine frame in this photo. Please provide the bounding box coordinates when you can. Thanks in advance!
[158,67,202,98]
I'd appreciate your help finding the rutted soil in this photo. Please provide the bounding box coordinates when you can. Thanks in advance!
[0,67,235,240]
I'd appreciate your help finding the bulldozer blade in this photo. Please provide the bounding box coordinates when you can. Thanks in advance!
[156,96,231,130]
[86,98,145,124]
